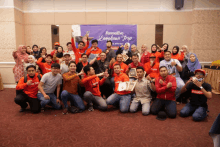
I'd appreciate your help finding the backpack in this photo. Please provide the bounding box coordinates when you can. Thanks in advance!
[24,74,41,83]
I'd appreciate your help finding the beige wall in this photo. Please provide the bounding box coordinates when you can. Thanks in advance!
[0,0,220,86]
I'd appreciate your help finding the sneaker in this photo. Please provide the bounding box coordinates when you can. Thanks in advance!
[88,105,94,111]
[68,106,80,113]
[62,108,68,115]
[19,108,26,112]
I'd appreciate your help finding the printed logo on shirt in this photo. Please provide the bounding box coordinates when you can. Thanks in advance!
[45,67,51,71]
[151,68,157,71]
[192,89,203,95]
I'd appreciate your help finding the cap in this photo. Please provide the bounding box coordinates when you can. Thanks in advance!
[150,54,156,58]
[156,111,167,121]
[54,42,60,46]
[46,54,53,58]
[195,69,206,76]
[63,52,70,56]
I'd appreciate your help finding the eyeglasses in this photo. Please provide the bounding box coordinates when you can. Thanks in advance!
[195,73,204,76]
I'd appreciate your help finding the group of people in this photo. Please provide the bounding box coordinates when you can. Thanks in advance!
[12,30,212,121]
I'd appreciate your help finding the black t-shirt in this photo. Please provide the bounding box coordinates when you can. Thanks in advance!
[186,82,212,107]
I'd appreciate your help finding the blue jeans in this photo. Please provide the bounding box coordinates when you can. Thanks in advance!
[106,93,131,113]
[61,90,85,111]
[175,77,185,99]
[37,93,61,110]
[180,103,207,121]
[150,98,176,118]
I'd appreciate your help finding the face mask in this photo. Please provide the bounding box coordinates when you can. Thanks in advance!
[192,77,203,82]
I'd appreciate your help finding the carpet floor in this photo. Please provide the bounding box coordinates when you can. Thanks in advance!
[0,88,219,147]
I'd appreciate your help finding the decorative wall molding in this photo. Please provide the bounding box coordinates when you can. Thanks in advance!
[3,84,16,88]
[1,6,220,14]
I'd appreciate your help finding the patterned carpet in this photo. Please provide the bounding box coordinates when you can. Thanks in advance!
[0,88,220,147]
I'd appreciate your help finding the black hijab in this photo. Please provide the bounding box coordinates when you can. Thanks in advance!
[172,46,179,55]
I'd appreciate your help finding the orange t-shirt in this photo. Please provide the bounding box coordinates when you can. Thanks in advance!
[86,47,102,61]
[151,51,164,63]
[109,61,128,77]
[37,57,59,75]
[81,75,106,97]
[114,73,131,95]
[71,37,89,64]
[171,52,184,61]
[144,62,160,78]
[16,73,42,98]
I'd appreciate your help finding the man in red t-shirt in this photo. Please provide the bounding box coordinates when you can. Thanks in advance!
[150,66,177,118]
[106,64,131,113]
[82,65,109,111]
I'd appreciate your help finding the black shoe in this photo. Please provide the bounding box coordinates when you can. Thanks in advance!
[19,108,26,112]
[68,106,80,113]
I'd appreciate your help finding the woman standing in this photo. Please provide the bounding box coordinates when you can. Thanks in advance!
[116,43,132,65]
[140,44,151,65]
[183,53,202,82]
[12,45,29,83]
[180,45,192,79]
[150,44,164,63]
[171,46,184,61]
[131,44,140,61]
[158,43,169,62]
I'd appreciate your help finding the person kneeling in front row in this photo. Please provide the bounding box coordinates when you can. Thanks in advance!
[14,65,41,113]
[130,66,155,115]
[106,64,131,113]
[37,63,62,112]
[61,61,85,114]
[180,69,212,121]
[150,66,177,118]
[82,65,109,111]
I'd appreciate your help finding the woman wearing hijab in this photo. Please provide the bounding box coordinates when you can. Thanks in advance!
[171,46,184,61]
[23,55,38,76]
[116,42,132,65]
[131,44,140,61]
[150,44,164,63]
[183,53,202,82]
[180,45,192,79]
[32,44,39,59]
[12,45,29,83]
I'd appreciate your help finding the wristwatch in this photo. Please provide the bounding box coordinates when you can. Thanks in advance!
[200,86,203,89]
